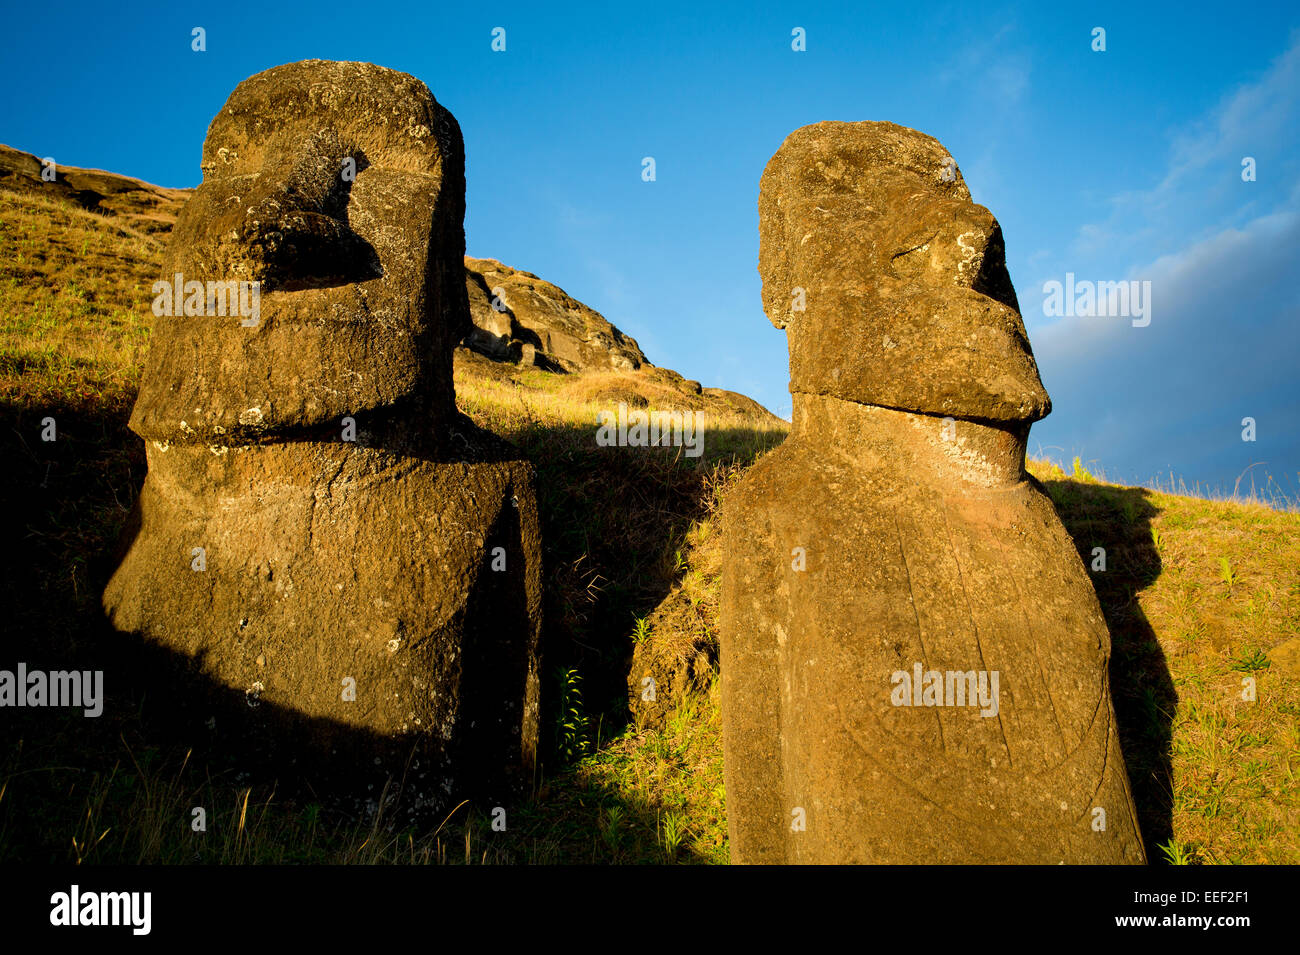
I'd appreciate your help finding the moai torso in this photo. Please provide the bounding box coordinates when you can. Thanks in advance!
[720,121,1145,864]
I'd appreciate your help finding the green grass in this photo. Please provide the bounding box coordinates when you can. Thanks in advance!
[1029,459,1300,863]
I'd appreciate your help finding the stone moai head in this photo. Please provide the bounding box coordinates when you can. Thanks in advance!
[758,120,1052,423]
[131,60,469,444]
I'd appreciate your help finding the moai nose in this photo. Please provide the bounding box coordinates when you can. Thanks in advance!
[250,128,352,221]
[226,128,378,290]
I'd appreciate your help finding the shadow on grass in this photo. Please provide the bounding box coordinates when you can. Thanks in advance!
[1037,476,1177,863]
[501,418,783,749]
[5,380,1185,864]
[0,390,777,863]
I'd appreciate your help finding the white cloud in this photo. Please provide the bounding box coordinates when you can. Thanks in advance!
[1032,202,1300,490]
[1067,32,1300,256]
[1158,33,1300,197]
[1036,203,1300,367]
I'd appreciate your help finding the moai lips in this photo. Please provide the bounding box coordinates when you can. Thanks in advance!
[720,121,1146,864]
[131,60,467,445]
[104,61,541,811]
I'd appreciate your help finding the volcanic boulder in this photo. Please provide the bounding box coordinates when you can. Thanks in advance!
[464,256,648,372]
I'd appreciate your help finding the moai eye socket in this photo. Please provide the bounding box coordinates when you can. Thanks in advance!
[224,129,380,292]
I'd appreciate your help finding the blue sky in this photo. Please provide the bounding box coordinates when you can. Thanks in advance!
[3,1,1297,498]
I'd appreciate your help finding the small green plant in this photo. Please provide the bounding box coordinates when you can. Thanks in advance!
[600,805,624,855]
[631,616,652,645]
[554,667,593,764]
[1157,839,1195,865]
[660,810,687,860]
[1072,456,1096,482]
[1218,556,1240,589]
[1230,646,1270,672]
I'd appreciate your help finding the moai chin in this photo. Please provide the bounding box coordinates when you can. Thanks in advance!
[103,61,541,809]
[720,121,1146,863]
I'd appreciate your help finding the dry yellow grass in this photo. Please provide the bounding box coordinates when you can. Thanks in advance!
[1,190,160,415]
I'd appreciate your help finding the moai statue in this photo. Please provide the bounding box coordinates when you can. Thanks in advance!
[720,121,1146,864]
[103,61,542,807]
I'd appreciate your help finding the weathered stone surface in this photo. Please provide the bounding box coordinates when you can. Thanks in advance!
[757,121,1049,423]
[103,433,542,795]
[131,60,468,445]
[464,256,648,372]
[103,60,542,806]
[720,121,1145,864]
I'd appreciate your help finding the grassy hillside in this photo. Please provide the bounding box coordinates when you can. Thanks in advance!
[2,181,1297,864]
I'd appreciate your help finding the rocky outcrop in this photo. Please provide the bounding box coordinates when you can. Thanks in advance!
[102,60,543,808]
[719,121,1145,864]
[464,256,648,372]
[0,141,669,388]
[0,143,189,236]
